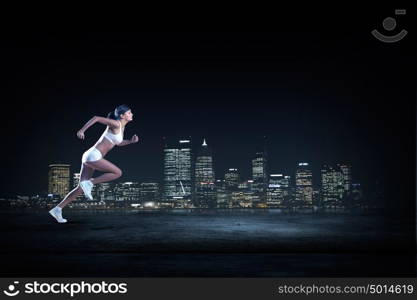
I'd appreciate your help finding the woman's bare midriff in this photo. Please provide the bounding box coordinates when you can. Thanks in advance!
[94,137,115,158]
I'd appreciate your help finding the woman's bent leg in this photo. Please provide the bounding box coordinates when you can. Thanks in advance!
[84,158,122,184]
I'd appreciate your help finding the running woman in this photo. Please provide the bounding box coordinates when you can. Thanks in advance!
[49,104,139,223]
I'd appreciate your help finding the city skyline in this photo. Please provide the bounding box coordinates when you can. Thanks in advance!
[3,156,363,210]
[0,135,377,200]
[5,137,361,203]
[24,138,363,196]
[1,31,414,215]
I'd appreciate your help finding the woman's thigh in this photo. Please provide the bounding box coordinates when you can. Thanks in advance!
[84,158,121,174]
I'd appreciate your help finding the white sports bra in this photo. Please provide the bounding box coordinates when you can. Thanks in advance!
[99,120,124,145]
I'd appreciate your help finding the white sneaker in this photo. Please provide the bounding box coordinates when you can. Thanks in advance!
[49,206,67,223]
[79,180,93,200]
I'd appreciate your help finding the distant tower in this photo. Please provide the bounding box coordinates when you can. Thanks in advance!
[194,138,216,208]
[321,164,343,206]
[251,137,268,204]
[252,152,268,192]
[48,164,70,198]
[338,164,352,195]
[163,138,193,207]
[215,179,229,208]
[224,168,239,190]
[266,174,291,207]
[295,163,313,206]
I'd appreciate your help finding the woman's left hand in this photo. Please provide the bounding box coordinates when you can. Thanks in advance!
[130,134,139,144]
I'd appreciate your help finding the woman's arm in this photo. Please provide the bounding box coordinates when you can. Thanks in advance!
[117,134,139,146]
[117,140,132,147]
[77,116,120,140]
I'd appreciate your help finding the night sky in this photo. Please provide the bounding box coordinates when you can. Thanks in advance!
[1,12,415,213]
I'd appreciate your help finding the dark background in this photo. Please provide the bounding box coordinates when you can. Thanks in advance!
[0,10,415,216]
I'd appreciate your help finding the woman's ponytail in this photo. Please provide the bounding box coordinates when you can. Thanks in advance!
[107,111,117,120]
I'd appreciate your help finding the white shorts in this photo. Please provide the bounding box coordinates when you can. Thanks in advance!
[82,147,103,163]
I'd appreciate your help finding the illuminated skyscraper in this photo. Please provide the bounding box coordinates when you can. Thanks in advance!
[252,150,268,194]
[282,175,292,206]
[163,138,193,207]
[215,179,229,208]
[267,174,287,207]
[321,164,344,206]
[267,174,291,207]
[295,162,313,205]
[194,139,216,208]
[224,168,239,190]
[338,164,352,195]
[48,164,70,198]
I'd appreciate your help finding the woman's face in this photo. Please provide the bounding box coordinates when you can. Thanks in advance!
[121,110,133,121]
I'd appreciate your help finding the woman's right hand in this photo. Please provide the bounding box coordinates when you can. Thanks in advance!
[77,130,85,140]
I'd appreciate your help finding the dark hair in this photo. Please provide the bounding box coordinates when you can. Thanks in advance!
[107,104,130,120]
